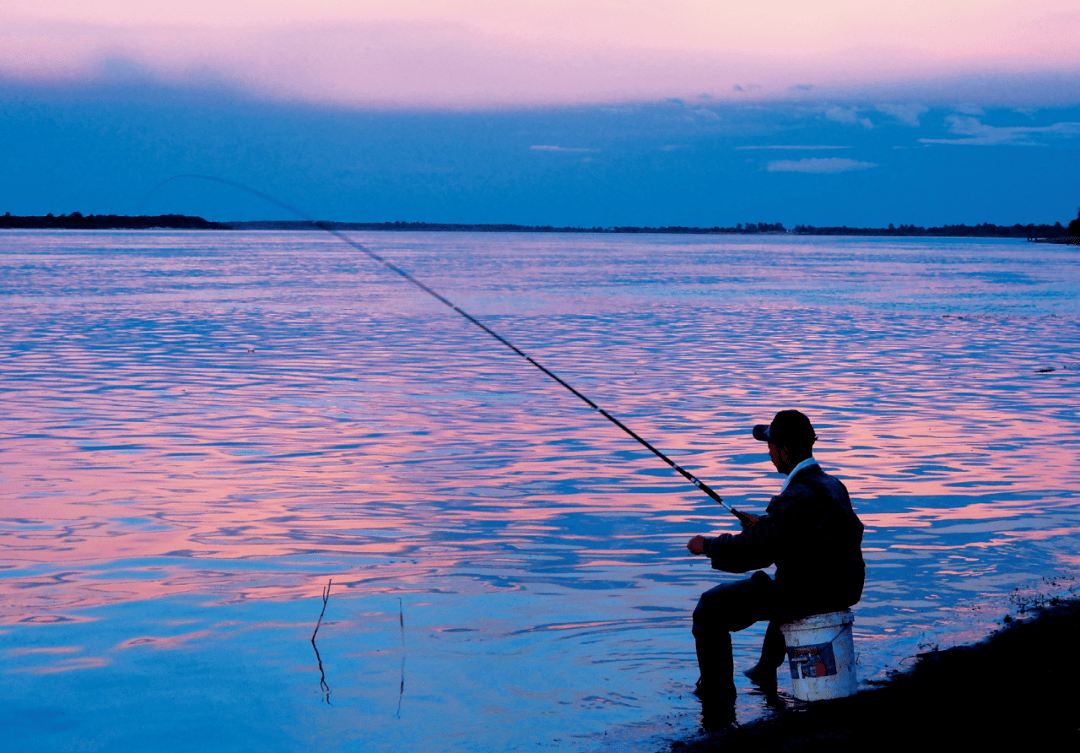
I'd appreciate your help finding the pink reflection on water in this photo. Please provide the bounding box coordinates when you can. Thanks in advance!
[1002,526,1080,542]
[861,498,1071,527]
[1,230,1079,646]
[9,656,111,674]
[117,630,212,650]
[6,645,81,656]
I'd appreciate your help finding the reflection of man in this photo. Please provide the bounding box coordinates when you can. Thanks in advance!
[686,410,865,708]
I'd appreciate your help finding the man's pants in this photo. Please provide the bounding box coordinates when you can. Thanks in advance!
[691,571,787,699]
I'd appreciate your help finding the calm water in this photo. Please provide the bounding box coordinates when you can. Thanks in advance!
[2,231,1079,751]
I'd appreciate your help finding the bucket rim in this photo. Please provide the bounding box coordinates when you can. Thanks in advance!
[779,609,854,632]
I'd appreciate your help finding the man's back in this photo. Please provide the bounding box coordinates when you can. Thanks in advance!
[767,465,864,618]
[703,464,864,620]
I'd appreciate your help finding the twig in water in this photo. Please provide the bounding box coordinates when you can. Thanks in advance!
[311,578,332,704]
[396,597,406,719]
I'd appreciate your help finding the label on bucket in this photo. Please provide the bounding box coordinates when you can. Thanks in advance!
[787,641,837,679]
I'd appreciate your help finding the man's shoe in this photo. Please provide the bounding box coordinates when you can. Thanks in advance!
[742,662,777,686]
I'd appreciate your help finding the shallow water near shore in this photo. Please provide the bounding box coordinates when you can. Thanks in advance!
[2,231,1079,751]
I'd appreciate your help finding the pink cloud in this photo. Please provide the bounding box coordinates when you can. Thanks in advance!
[766,158,878,173]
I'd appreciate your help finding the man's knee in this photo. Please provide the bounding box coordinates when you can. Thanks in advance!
[693,572,775,634]
[750,570,772,587]
[692,594,712,635]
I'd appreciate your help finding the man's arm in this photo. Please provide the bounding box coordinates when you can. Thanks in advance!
[686,513,758,553]
[686,505,779,573]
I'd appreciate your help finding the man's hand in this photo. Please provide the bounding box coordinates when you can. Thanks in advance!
[739,513,761,531]
[687,535,707,555]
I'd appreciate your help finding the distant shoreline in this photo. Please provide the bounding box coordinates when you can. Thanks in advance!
[0,213,226,230]
[2,213,1075,240]
[229,219,1076,239]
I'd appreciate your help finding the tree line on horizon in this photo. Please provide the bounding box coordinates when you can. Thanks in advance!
[228,219,1077,238]
[790,221,1074,238]
[0,212,227,230]
[3,211,1078,238]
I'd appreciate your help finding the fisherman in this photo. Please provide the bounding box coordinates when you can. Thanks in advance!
[686,409,865,708]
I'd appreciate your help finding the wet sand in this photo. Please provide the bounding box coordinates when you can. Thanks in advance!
[671,597,1080,750]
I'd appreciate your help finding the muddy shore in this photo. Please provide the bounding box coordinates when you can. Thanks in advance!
[670,598,1080,751]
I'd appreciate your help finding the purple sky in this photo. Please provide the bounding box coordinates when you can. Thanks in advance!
[6,1,1079,108]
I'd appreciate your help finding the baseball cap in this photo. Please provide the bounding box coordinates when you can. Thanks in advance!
[752,409,817,447]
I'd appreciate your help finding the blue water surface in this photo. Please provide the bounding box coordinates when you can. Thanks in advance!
[1,231,1078,751]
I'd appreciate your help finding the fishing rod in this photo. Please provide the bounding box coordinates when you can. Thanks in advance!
[143,175,752,524]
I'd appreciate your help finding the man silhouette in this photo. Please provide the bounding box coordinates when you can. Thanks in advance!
[686,410,865,708]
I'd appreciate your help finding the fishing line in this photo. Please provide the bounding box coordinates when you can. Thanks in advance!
[142,174,750,523]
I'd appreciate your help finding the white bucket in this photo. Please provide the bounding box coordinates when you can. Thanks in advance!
[779,609,857,702]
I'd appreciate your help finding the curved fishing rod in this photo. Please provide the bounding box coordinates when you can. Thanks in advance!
[142,174,751,523]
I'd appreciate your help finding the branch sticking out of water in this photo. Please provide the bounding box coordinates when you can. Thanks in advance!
[397,597,406,719]
[312,578,332,704]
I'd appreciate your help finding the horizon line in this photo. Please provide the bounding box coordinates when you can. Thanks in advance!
[3,213,1075,239]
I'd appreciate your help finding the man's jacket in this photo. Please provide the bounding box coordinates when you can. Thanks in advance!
[703,463,865,619]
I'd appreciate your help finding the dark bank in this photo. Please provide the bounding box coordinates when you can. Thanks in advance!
[670,596,1080,751]
[0,211,227,229]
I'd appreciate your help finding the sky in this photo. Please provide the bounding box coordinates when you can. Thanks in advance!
[2,1,1079,225]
